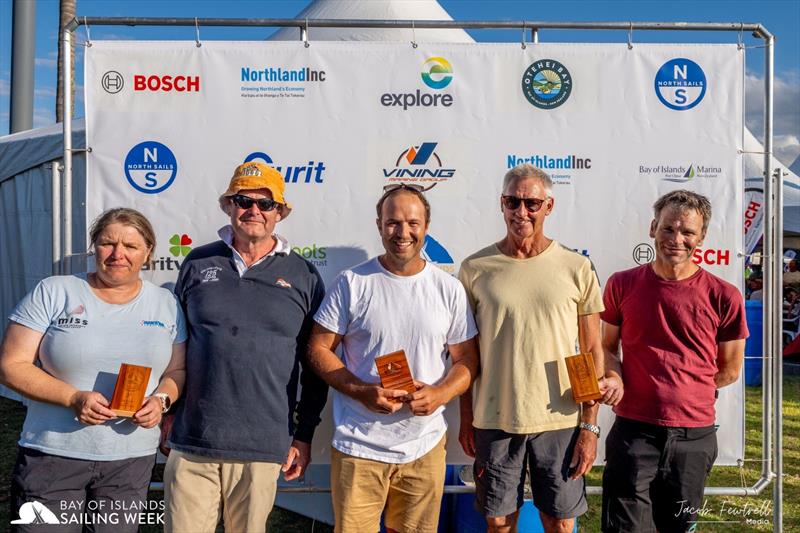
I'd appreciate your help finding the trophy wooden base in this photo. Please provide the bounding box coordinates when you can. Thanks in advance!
[565,352,602,404]
[375,350,416,395]
[110,363,152,417]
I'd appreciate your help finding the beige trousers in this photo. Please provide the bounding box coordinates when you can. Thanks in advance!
[163,450,282,533]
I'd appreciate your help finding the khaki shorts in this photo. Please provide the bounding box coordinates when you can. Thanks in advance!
[331,437,446,533]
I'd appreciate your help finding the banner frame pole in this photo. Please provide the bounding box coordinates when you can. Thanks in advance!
[64,16,778,503]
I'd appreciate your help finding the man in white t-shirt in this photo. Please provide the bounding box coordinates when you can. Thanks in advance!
[308,184,479,533]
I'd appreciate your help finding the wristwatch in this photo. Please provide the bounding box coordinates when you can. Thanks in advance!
[579,422,601,438]
[153,393,172,413]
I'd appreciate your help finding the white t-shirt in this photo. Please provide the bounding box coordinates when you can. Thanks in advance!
[314,258,477,463]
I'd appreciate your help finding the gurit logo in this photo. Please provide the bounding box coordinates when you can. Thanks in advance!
[244,152,326,184]
[101,71,124,94]
[421,57,453,89]
[383,142,456,184]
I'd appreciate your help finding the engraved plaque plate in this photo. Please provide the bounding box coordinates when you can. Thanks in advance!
[110,363,152,417]
[375,350,416,396]
[565,352,602,403]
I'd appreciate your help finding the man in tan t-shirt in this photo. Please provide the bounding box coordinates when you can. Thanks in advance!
[458,163,606,533]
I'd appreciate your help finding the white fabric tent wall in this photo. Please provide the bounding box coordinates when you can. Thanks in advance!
[0,121,87,400]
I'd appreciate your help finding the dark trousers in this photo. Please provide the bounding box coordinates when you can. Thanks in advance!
[10,447,156,533]
[601,417,717,533]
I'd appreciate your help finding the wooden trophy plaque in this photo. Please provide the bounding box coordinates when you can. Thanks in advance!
[375,350,416,396]
[110,363,152,417]
[565,352,602,403]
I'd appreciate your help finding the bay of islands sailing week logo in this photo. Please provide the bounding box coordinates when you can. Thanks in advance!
[123,141,178,194]
[654,58,707,111]
[521,59,572,109]
[11,501,60,524]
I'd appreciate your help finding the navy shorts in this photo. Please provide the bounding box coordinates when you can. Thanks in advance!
[473,427,588,520]
[601,417,717,533]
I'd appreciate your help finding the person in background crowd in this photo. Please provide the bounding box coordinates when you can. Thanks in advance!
[458,164,606,533]
[307,184,479,533]
[163,162,327,533]
[600,190,748,533]
[1,207,186,533]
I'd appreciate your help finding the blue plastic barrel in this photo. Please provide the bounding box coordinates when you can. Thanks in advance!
[744,300,763,386]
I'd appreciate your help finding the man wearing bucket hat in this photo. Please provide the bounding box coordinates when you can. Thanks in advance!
[163,161,328,533]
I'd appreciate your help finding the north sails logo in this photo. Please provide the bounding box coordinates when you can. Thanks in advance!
[276,278,292,288]
[141,320,167,329]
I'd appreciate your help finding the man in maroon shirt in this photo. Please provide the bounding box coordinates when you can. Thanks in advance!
[599,190,748,533]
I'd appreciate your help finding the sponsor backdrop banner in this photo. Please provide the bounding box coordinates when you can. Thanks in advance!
[85,41,744,464]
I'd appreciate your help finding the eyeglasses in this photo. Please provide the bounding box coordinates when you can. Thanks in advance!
[229,194,279,212]
[501,195,547,212]
[382,183,437,194]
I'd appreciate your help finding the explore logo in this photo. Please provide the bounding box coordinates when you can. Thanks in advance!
[421,57,453,89]
[380,57,455,110]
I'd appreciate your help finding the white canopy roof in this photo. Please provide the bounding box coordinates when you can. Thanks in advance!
[267,0,474,42]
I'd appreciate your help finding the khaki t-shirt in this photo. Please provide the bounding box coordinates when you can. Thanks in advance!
[458,241,604,433]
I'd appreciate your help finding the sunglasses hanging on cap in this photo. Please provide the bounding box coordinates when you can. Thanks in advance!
[382,183,437,194]
[229,194,279,212]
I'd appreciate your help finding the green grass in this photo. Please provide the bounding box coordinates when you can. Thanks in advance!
[2,378,798,531]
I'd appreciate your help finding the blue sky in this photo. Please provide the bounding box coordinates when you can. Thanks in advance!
[1,0,798,166]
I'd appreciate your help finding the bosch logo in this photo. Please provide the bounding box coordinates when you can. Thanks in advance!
[692,248,730,266]
[134,75,200,92]
[744,199,762,235]
[632,243,654,265]
[101,71,124,94]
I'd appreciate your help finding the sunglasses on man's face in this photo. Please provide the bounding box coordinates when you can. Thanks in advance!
[382,183,437,194]
[229,194,279,212]
[501,195,547,212]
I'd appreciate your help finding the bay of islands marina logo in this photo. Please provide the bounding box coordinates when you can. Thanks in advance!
[638,162,721,182]
[521,59,572,109]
